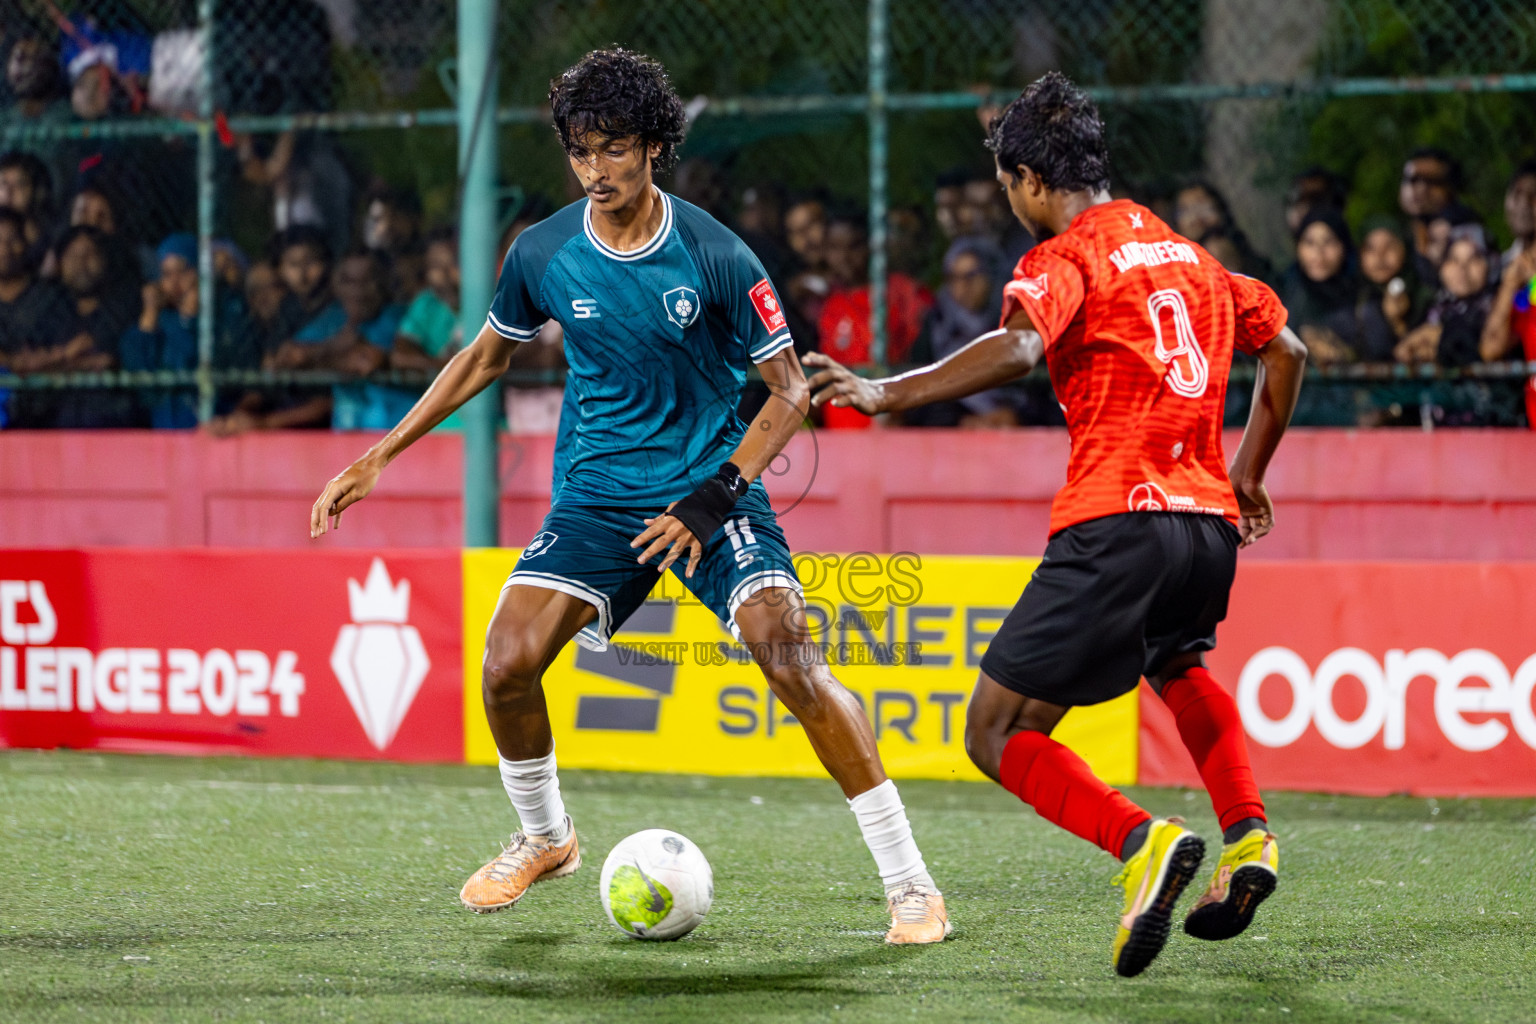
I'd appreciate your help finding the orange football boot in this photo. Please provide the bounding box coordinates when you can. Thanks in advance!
[459,817,581,913]
[885,883,953,944]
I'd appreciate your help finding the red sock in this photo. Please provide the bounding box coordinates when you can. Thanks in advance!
[999,731,1151,857]
[1161,666,1266,832]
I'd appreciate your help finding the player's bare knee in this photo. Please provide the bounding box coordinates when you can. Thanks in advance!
[759,658,830,721]
[481,634,544,707]
[962,712,1008,777]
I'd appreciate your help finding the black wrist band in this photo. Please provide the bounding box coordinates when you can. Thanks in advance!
[669,462,750,543]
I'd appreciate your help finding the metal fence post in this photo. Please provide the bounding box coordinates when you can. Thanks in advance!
[867,0,890,368]
[195,0,216,423]
[458,0,500,547]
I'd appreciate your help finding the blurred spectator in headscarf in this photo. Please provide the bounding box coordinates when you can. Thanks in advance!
[1174,180,1269,281]
[905,237,1022,428]
[1279,207,1360,367]
[211,239,249,292]
[1398,225,1499,368]
[1399,225,1515,425]
[1420,204,1481,278]
[1354,216,1428,362]
[119,233,245,428]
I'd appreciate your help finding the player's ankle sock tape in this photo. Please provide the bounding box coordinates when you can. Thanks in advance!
[1223,816,1269,844]
[999,731,1151,858]
[1120,820,1152,861]
[498,748,569,841]
[668,462,750,547]
[847,779,933,892]
[1161,666,1267,832]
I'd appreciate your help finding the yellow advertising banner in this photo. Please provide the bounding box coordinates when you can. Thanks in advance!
[462,550,1138,784]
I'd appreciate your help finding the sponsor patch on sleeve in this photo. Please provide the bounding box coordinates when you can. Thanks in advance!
[1018,273,1048,300]
[749,279,787,334]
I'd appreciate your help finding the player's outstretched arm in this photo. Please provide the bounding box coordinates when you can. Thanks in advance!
[309,322,521,538]
[630,347,810,577]
[1228,325,1307,548]
[804,310,1043,415]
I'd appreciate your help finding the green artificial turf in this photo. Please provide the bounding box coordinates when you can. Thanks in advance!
[2,750,1533,1023]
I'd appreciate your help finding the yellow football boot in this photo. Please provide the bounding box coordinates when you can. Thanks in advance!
[459,817,581,913]
[1111,818,1205,977]
[1184,828,1278,941]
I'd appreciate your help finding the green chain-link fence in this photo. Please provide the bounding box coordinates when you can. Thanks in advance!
[3,0,1535,429]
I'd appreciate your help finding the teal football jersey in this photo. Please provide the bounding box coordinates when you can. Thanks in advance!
[488,190,793,506]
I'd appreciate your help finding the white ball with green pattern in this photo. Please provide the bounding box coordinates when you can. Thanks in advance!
[599,829,713,940]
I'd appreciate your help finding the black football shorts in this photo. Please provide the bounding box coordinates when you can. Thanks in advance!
[979,511,1241,707]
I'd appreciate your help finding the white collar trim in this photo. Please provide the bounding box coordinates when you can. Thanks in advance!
[584,188,673,262]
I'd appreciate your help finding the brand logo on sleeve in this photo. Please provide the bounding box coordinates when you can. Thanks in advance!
[749,279,786,334]
[1018,273,1049,301]
[663,286,700,329]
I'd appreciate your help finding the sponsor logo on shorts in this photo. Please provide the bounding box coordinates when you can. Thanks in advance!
[663,286,700,329]
[523,532,558,559]
[749,279,786,333]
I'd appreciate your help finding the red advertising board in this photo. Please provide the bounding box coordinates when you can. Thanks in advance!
[1140,562,1536,796]
[0,550,462,761]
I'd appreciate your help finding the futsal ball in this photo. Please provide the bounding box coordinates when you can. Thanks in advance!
[599,829,713,940]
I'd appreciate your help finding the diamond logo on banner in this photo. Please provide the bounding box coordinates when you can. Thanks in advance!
[330,558,430,751]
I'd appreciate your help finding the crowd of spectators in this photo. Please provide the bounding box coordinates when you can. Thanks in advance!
[1,11,1533,430]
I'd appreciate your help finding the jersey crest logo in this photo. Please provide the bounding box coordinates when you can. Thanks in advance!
[749,279,787,333]
[1018,273,1048,300]
[662,286,701,329]
[522,531,558,559]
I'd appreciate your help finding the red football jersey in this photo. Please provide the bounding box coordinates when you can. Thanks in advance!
[1000,199,1288,536]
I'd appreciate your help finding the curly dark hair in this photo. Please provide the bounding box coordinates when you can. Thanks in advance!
[985,72,1110,194]
[549,48,688,173]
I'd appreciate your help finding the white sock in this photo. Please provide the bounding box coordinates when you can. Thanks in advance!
[498,748,570,843]
[848,779,934,894]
